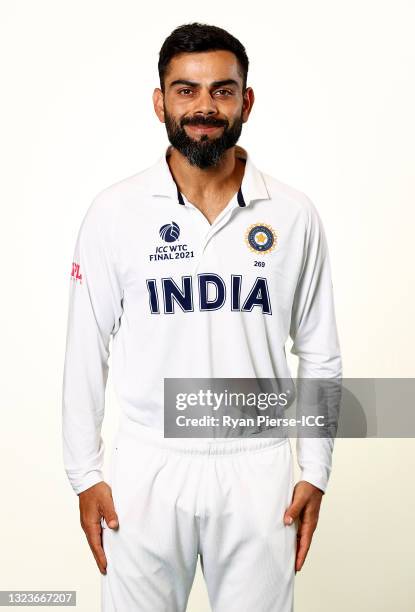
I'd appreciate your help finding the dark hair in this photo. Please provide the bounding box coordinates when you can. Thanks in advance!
[158,23,249,93]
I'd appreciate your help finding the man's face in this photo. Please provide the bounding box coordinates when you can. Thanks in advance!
[155,50,253,169]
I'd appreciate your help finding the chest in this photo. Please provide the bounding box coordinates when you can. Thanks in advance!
[115,201,306,318]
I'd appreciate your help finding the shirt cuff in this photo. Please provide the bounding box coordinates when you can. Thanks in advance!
[67,469,104,496]
[298,467,330,494]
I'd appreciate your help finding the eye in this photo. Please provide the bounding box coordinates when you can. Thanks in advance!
[215,89,233,96]
[178,88,193,95]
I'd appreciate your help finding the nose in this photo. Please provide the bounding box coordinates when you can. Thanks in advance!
[193,88,218,116]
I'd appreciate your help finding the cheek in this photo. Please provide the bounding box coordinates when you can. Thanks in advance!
[219,99,243,118]
[169,102,195,123]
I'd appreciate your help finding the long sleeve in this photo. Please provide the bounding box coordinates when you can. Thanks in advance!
[62,195,123,495]
[289,197,342,494]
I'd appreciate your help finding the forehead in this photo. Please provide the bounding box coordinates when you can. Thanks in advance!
[165,50,243,85]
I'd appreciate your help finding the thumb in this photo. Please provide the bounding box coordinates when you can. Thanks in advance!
[284,499,302,526]
[103,504,119,529]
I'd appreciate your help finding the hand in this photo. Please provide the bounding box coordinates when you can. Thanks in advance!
[283,480,324,573]
[78,481,119,575]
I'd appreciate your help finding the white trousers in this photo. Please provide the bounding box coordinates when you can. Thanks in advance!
[101,416,297,612]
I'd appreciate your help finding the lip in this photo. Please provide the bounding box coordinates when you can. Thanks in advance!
[186,124,223,134]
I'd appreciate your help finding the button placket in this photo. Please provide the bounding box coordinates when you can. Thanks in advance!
[180,192,238,277]
[189,203,238,276]
[184,204,210,277]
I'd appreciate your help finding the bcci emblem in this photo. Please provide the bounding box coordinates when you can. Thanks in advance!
[159,221,180,243]
[245,223,277,254]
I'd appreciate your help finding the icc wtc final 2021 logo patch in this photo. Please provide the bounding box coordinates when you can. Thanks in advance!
[245,223,277,254]
[149,221,194,262]
[159,221,180,243]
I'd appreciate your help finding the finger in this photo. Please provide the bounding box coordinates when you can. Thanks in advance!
[84,521,108,574]
[296,535,310,571]
[295,522,314,571]
[299,503,319,533]
[301,500,321,525]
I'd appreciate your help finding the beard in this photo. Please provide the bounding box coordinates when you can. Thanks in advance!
[164,105,243,169]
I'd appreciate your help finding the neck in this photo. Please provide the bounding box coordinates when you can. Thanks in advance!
[166,145,245,202]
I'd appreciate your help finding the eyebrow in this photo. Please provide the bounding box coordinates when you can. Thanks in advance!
[169,79,239,89]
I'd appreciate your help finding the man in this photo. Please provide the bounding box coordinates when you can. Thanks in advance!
[62,22,342,612]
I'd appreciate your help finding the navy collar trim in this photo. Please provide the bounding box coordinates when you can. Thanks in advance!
[237,187,246,207]
[176,187,185,205]
[176,185,247,207]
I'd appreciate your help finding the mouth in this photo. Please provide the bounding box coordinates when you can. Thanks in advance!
[185,124,224,135]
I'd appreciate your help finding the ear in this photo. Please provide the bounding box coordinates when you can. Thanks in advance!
[153,88,165,123]
[242,87,255,123]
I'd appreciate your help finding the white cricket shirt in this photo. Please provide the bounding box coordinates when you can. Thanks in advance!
[62,144,342,495]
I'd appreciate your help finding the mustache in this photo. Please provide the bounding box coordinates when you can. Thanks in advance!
[181,116,229,128]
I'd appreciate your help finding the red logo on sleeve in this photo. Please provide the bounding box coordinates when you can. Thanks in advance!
[71,261,83,284]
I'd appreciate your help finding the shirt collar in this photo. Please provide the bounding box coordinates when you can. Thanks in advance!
[144,144,270,207]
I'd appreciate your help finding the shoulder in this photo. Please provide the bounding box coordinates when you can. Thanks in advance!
[89,165,154,216]
[259,170,327,247]
[79,162,156,238]
[259,170,330,246]
[261,171,320,222]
